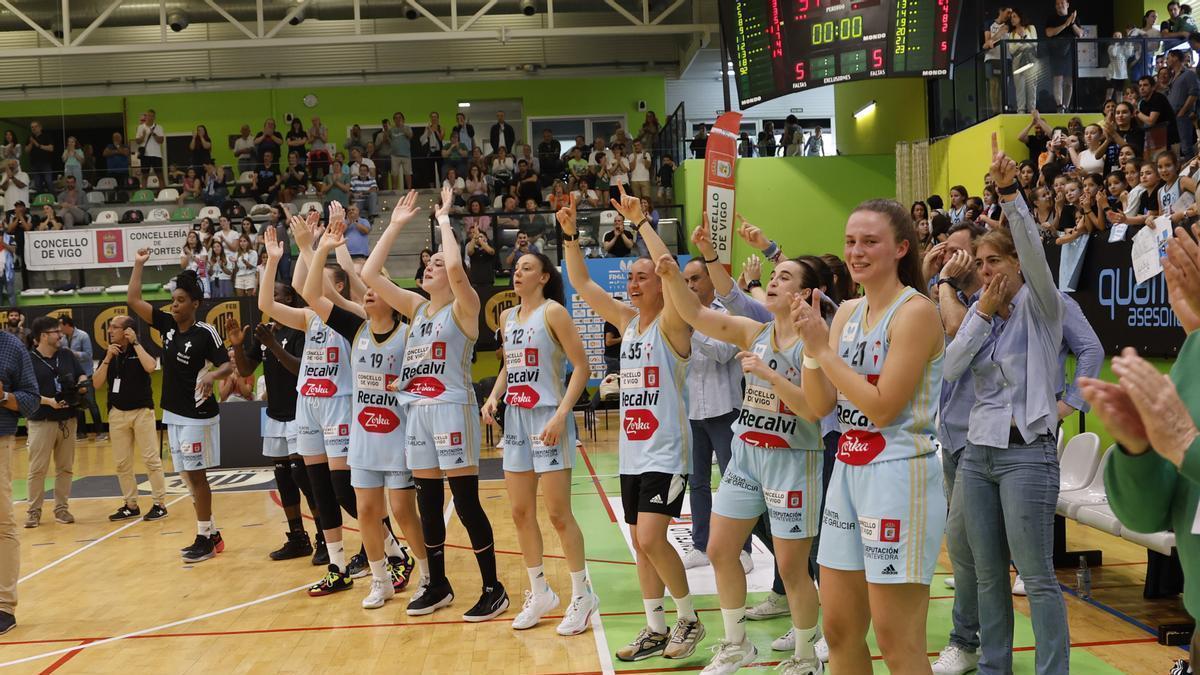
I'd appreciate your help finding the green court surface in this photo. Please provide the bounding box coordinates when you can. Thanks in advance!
[573,446,1129,674]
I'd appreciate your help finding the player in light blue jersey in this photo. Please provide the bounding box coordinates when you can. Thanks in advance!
[558,188,705,663]
[656,227,827,675]
[364,188,509,623]
[794,198,946,674]
[480,251,597,635]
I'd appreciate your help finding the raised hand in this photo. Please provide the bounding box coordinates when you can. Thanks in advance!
[791,292,829,355]
[134,247,151,265]
[989,132,1017,188]
[289,214,313,249]
[254,323,278,348]
[608,184,644,223]
[736,214,770,250]
[654,252,680,278]
[690,223,716,258]
[555,193,578,236]
[224,317,245,346]
[389,190,419,229]
[743,254,762,282]
[435,185,454,219]
[328,200,345,228]
[264,224,284,260]
[320,218,347,250]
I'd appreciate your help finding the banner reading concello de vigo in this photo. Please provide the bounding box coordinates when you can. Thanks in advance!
[703,111,743,272]
[24,223,191,271]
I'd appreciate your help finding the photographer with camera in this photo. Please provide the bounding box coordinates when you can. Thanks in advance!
[24,316,87,529]
[59,317,104,442]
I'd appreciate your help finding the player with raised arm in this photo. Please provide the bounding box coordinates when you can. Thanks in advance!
[557,186,703,662]
[363,186,509,622]
[300,210,423,610]
[792,190,946,673]
[478,246,597,634]
[654,225,825,674]
[128,251,233,562]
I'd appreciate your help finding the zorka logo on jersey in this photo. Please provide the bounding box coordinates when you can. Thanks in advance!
[622,409,658,441]
[301,379,337,397]
[404,377,446,399]
[358,406,400,433]
[506,385,540,408]
[837,429,886,465]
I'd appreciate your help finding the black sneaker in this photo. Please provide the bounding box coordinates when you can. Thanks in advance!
[108,504,141,521]
[0,611,14,636]
[462,583,510,623]
[388,552,415,592]
[406,579,454,616]
[269,531,313,561]
[311,539,329,567]
[346,551,369,579]
[143,504,168,521]
[181,534,218,563]
[1169,659,1190,675]
[308,564,353,597]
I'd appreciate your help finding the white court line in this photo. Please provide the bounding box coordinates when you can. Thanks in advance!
[0,582,311,669]
[18,494,190,584]
[589,604,616,675]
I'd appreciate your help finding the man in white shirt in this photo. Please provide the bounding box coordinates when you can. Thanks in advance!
[135,109,164,188]
[0,160,29,213]
[629,140,653,199]
[349,147,375,179]
[587,137,609,170]
[232,124,256,178]
[679,259,753,572]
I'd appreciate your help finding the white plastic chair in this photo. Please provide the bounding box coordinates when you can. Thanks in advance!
[300,201,323,216]
[1058,432,1101,493]
[155,188,180,203]
[249,203,273,216]
[86,191,106,205]
[95,177,117,191]
[146,207,171,222]
[1075,504,1123,536]
[1057,446,1115,519]
[198,206,221,221]
[237,171,255,185]
[1121,529,1176,556]
[94,210,117,224]
[146,175,161,189]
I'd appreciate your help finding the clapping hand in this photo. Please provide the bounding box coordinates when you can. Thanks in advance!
[224,317,245,346]
[1164,224,1200,332]
[1111,348,1198,468]
[790,292,830,355]
[264,224,285,261]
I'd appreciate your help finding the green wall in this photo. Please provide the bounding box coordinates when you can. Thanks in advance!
[676,155,896,275]
[833,77,929,156]
[1,76,666,166]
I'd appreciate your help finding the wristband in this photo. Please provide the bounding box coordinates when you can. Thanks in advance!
[703,254,719,264]
[975,309,993,323]
[937,277,959,291]
[802,354,821,370]
[636,218,651,230]
[562,232,578,242]
[997,182,1020,196]
[747,280,763,289]
[762,241,779,259]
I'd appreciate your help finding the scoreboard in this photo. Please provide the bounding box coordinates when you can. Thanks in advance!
[722,0,957,107]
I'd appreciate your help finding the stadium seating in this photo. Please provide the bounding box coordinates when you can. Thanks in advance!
[130,189,155,204]
[156,188,180,203]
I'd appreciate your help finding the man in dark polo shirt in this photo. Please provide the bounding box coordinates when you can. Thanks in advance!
[93,315,168,522]
[25,316,85,530]
[0,328,41,635]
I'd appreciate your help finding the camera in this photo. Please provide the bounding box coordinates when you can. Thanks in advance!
[55,375,89,409]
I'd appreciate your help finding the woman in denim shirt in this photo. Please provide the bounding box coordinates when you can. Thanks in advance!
[944,137,1068,675]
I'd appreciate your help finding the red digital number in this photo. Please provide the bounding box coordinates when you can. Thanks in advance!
[795,61,807,80]
[940,40,948,52]
[871,48,884,69]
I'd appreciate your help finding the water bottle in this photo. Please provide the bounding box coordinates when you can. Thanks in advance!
[1075,556,1092,600]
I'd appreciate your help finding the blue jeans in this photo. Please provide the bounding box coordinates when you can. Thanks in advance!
[942,446,980,652]
[1180,115,1197,160]
[961,438,1068,675]
[688,411,748,553]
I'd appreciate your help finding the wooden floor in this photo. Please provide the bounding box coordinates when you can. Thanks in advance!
[2,418,1190,674]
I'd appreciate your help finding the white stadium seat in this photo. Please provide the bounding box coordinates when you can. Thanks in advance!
[198,206,221,221]
[155,188,179,203]
[1057,446,1115,519]
[1075,504,1123,537]
[300,201,323,215]
[146,175,161,189]
[147,207,170,222]
[249,203,273,216]
[86,191,106,205]
[95,177,117,190]
[94,210,118,224]
[1121,529,1176,556]
[1059,432,1101,493]
[237,171,255,185]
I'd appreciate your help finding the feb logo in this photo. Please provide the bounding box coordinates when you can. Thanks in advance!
[524,348,538,367]
[431,342,446,360]
[205,301,241,345]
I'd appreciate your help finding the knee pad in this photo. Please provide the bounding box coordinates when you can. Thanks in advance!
[274,459,300,508]
[305,462,342,531]
[330,469,357,520]
[448,475,493,551]
[414,477,446,546]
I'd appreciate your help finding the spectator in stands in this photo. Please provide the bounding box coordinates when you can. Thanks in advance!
[1165,49,1199,159]
[54,177,88,228]
[515,159,540,205]
[414,247,433,289]
[804,127,825,156]
[758,123,779,157]
[348,146,375,179]
[657,154,676,203]
[0,131,18,163]
[1106,101,1145,159]
[691,124,708,159]
[102,132,130,181]
[1006,9,1038,113]
[490,111,516,154]
[537,129,562,183]
[237,217,257,246]
[217,347,255,402]
[468,145,488,180]
[422,111,445,185]
[200,160,227,207]
[602,219,634,257]
[25,315,86,528]
[638,111,661,148]
[445,122,470,183]
[1,161,29,215]
[233,234,258,297]
[566,147,588,187]
[628,140,652,199]
[187,125,212,170]
[1129,11,1161,81]
[60,137,83,187]
[947,185,968,224]
[587,137,609,173]
[25,121,54,195]
[1105,31,1135,104]
[517,143,540,177]
[233,124,256,178]
[57,317,101,441]
[320,159,351,209]
[178,168,200,204]
[1157,65,1172,96]
[350,163,379,218]
[250,151,281,204]
[369,131,389,193]
[209,238,233,298]
[345,124,367,155]
[463,197,493,240]
[491,146,515,193]
[134,110,164,188]
[607,145,630,201]
[503,231,539,271]
[464,223,498,289]
[574,177,601,209]
[1069,124,1110,176]
[304,116,329,178]
[464,164,487,199]
[388,112,413,191]
[36,205,62,231]
[216,215,239,251]
[0,224,15,306]
[519,197,548,249]
[495,195,520,235]
[180,231,211,296]
[3,312,27,342]
[344,204,372,270]
[255,119,283,173]
[547,180,569,212]
[443,166,466,207]
[1161,0,1197,49]
[280,152,308,204]
[285,119,307,167]
[611,127,631,151]
[982,7,1010,116]
[451,111,475,156]
[1045,0,1083,112]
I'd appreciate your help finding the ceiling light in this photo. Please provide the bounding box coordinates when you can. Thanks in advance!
[458,102,471,108]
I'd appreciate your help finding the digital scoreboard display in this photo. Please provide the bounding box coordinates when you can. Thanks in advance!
[722,0,957,107]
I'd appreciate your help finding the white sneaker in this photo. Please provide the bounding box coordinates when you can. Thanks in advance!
[557,592,599,636]
[740,550,754,573]
[682,548,710,569]
[944,576,956,589]
[362,576,395,609]
[772,627,795,651]
[746,592,789,620]
[931,643,980,675]
[776,655,823,674]
[1012,575,1026,596]
[512,589,560,630]
[700,637,758,674]
[814,636,829,663]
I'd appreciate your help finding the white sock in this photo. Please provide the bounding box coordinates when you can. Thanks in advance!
[570,568,591,598]
[415,556,428,581]
[197,520,213,536]
[794,624,819,661]
[384,533,404,559]
[722,607,746,644]
[527,564,551,596]
[368,558,388,582]
[643,598,668,633]
[672,593,697,622]
[328,541,346,573]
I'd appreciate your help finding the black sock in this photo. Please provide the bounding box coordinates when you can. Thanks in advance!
[414,477,447,584]
[305,462,342,531]
[448,475,497,587]
[330,469,358,520]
